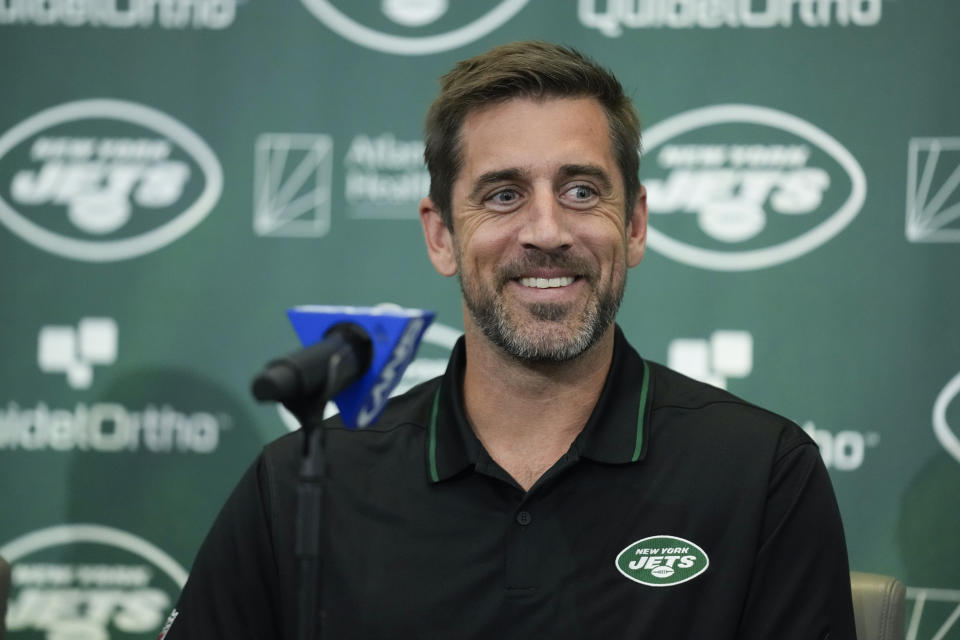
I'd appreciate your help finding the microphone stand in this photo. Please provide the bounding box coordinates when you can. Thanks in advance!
[285,394,328,640]
[252,328,372,640]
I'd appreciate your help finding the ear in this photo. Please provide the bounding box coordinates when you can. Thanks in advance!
[420,196,458,277]
[626,184,648,267]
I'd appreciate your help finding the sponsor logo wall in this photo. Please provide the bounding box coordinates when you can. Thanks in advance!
[578,0,884,34]
[0,100,222,262]
[1,525,186,638]
[643,104,866,270]
[2,1,958,637]
[0,0,237,29]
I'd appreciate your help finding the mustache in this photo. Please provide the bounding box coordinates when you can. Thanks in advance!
[494,249,598,287]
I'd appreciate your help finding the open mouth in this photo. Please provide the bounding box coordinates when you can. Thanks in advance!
[517,276,578,289]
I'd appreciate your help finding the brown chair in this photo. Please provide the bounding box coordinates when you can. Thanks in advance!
[0,554,9,640]
[851,571,906,640]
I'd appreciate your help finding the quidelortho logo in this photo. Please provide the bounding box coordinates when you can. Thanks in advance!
[345,133,429,219]
[254,134,333,238]
[0,99,222,261]
[667,330,752,390]
[299,0,530,55]
[0,319,230,454]
[0,524,186,638]
[615,535,709,587]
[578,0,882,34]
[38,317,117,390]
[0,0,236,29]
[279,315,460,430]
[933,371,960,465]
[802,422,879,472]
[643,104,866,271]
[906,137,960,242]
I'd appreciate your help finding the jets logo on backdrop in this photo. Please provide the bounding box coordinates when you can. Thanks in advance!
[906,137,960,242]
[299,0,530,55]
[643,104,866,270]
[616,535,709,587]
[0,99,223,261]
[933,371,960,465]
[0,524,187,638]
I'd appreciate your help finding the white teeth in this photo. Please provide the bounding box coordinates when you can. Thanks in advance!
[519,276,575,289]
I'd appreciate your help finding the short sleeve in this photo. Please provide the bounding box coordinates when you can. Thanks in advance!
[736,437,857,640]
[161,455,283,639]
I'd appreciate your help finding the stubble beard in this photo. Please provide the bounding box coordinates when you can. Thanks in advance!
[457,248,626,364]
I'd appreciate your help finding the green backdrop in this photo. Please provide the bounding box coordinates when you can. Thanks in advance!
[1,1,958,638]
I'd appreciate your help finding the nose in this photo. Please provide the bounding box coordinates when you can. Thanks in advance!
[516,187,573,251]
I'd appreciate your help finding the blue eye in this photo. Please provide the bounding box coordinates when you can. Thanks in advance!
[563,184,599,206]
[572,185,594,199]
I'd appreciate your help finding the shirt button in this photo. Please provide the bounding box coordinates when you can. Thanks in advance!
[516,510,532,526]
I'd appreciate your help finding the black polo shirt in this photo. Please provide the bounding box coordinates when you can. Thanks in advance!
[165,327,856,639]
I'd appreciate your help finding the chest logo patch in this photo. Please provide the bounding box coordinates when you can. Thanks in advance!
[615,535,709,587]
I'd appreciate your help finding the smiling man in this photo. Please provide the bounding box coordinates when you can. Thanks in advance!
[164,42,857,639]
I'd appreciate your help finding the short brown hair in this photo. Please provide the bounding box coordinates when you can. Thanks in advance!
[423,41,641,230]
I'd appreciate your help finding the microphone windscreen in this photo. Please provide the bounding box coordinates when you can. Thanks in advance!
[286,305,435,428]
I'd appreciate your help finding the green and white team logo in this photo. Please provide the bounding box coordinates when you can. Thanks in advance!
[299,0,530,55]
[615,535,709,587]
[0,99,222,261]
[934,371,960,465]
[643,104,866,271]
[0,524,186,638]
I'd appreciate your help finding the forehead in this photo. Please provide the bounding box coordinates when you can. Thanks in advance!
[455,96,616,186]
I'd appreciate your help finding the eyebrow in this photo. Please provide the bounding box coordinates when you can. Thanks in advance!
[557,164,614,193]
[467,164,614,202]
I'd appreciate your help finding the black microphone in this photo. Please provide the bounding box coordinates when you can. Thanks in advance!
[251,305,435,428]
[252,323,373,405]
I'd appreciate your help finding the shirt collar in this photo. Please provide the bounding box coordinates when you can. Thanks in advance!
[425,325,653,483]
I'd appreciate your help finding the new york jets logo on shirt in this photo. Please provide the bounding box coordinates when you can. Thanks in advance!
[615,535,709,587]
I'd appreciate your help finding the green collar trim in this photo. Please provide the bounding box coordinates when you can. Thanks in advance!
[428,385,441,482]
[632,359,650,462]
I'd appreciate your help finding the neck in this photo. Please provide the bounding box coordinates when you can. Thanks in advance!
[461,319,616,490]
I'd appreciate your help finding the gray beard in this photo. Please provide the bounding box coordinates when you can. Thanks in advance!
[458,249,625,364]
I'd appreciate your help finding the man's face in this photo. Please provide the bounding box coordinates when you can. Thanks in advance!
[422,96,646,362]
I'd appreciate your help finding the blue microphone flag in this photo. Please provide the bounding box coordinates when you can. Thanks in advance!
[286,305,435,429]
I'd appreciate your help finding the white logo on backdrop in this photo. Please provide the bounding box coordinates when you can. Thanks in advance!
[38,317,118,390]
[0,99,223,261]
[667,330,878,470]
[254,133,334,238]
[643,104,866,271]
[933,371,960,465]
[667,330,753,390]
[578,0,883,34]
[0,0,236,29]
[802,421,879,472]
[1,320,228,454]
[905,586,960,640]
[906,137,960,242]
[345,133,428,219]
[0,524,187,638]
[278,317,461,430]
[299,0,530,55]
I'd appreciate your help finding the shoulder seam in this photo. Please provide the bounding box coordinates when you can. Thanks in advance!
[322,419,426,435]
[652,399,794,425]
